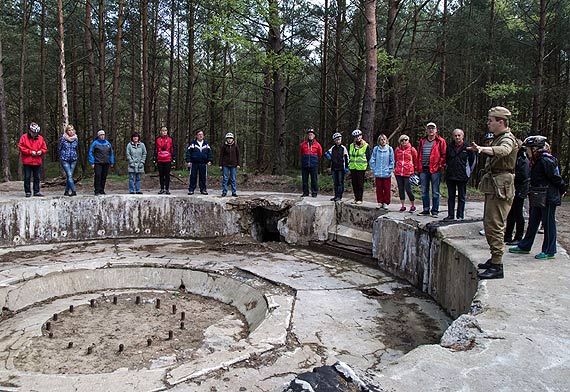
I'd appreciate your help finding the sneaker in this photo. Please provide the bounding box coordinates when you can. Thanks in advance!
[409,206,416,213]
[130,191,135,194]
[33,193,44,197]
[418,210,430,216]
[25,193,31,198]
[535,252,555,260]
[479,229,485,236]
[301,193,309,197]
[165,190,170,195]
[188,191,194,195]
[136,192,143,194]
[505,239,519,246]
[330,197,338,201]
[158,189,165,194]
[478,264,504,279]
[70,192,77,196]
[232,193,237,197]
[100,191,106,195]
[221,193,227,197]
[311,194,317,197]
[442,216,454,221]
[399,206,406,212]
[200,190,208,195]
[508,246,530,254]
[355,200,363,204]
[64,191,70,196]
[431,212,439,217]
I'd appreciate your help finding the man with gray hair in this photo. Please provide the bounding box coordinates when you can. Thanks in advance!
[444,129,476,221]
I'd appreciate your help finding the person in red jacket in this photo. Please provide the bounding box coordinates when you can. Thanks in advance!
[415,122,447,217]
[299,129,323,197]
[394,134,418,212]
[155,126,175,194]
[18,122,48,197]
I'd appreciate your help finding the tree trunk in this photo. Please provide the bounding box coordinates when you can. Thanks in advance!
[0,39,10,181]
[320,0,329,134]
[110,0,124,145]
[167,0,176,131]
[184,0,195,147]
[382,0,400,136]
[333,0,345,133]
[360,0,377,142]
[85,0,100,134]
[257,65,271,172]
[268,0,286,175]
[19,0,30,134]
[98,0,107,132]
[141,0,151,145]
[40,0,47,135]
[531,0,547,133]
[58,0,69,130]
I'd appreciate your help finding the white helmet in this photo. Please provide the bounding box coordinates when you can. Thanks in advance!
[352,129,362,137]
[225,132,234,139]
[332,132,342,140]
[29,122,40,133]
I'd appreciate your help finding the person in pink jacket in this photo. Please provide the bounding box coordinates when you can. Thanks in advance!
[18,122,48,197]
[394,134,418,212]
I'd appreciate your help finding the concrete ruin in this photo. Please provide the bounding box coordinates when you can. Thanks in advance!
[0,192,568,391]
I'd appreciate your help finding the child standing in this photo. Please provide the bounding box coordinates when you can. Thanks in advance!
[369,134,394,210]
[325,133,349,201]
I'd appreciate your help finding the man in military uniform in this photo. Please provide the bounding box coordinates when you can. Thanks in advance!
[468,106,518,279]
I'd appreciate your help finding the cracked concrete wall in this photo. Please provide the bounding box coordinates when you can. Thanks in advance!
[0,196,242,246]
[372,217,478,318]
[278,202,335,245]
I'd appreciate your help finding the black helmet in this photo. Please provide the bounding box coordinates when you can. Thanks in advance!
[483,132,494,141]
[522,135,547,148]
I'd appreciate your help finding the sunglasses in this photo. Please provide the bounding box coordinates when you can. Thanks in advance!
[401,139,409,142]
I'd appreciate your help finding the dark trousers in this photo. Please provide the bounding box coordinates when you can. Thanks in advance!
[189,163,207,192]
[331,170,345,199]
[446,179,467,219]
[301,166,318,196]
[23,164,41,195]
[395,175,414,202]
[94,163,110,194]
[505,196,525,241]
[351,169,366,202]
[158,162,171,190]
[518,204,557,255]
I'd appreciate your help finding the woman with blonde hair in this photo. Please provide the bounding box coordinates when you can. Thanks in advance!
[58,124,79,196]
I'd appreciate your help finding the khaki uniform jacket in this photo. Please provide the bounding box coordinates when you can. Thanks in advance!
[478,128,517,199]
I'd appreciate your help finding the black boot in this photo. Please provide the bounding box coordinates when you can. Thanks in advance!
[478,264,504,280]
[477,259,493,269]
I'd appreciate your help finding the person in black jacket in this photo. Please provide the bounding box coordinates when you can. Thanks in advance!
[509,136,567,259]
[325,132,350,201]
[185,130,213,195]
[443,129,476,220]
[504,141,530,244]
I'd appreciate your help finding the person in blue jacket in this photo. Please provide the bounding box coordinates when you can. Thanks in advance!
[88,130,115,195]
[185,130,213,195]
[369,134,394,210]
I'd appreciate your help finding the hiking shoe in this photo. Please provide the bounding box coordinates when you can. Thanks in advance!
[25,193,31,198]
[165,190,171,195]
[232,193,237,197]
[508,246,530,254]
[505,239,520,245]
[158,189,165,194]
[478,264,504,280]
[535,252,555,260]
[200,190,208,195]
[399,206,406,212]
[418,210,430,216]
[70,191,77,196]
[477,259,494,269]
[33,193,44,197]
[442,216,455,221]
[409,206,416,213]
[431,212,439,217]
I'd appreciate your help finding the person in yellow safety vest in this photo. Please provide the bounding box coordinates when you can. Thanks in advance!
[348,129,372,204]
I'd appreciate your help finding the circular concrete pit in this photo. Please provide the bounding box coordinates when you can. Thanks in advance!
[0,195,451,391]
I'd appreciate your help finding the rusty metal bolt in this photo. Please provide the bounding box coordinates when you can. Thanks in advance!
[147,338,152,347]
[113,296,118,305]
[68,342,74,349]
[118,344,124,352]
[172,304,177,314]
[69,305,74,313]
[168,330,173,340]
[180,311,185,320]
[87,346,93,355]
[136,296,141,305]
[46,322,51,331]
[53,313,58,321]
[48,332,53,339]
[90,299,96,308]
[180,322,185,330]
[155,299,161,309]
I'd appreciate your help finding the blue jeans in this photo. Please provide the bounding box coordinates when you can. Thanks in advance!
[129,173,141,193]
[23,165,41,195]
[331,170,345,199]
[518,204,557,255]
[61,160,77,193]
[222,166,237,195]
[420,167,441,213]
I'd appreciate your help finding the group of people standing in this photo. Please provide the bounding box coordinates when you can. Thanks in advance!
[18,125,241,198]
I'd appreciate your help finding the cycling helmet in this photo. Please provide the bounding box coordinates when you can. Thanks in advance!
[29,122,40,133]
[409,174,420,187]
[522,135,547,149]
[352,129,362,137]
[332,132,342,140]
[306,129,316,135]
[225,132,234,138]
[483,132,494,141]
